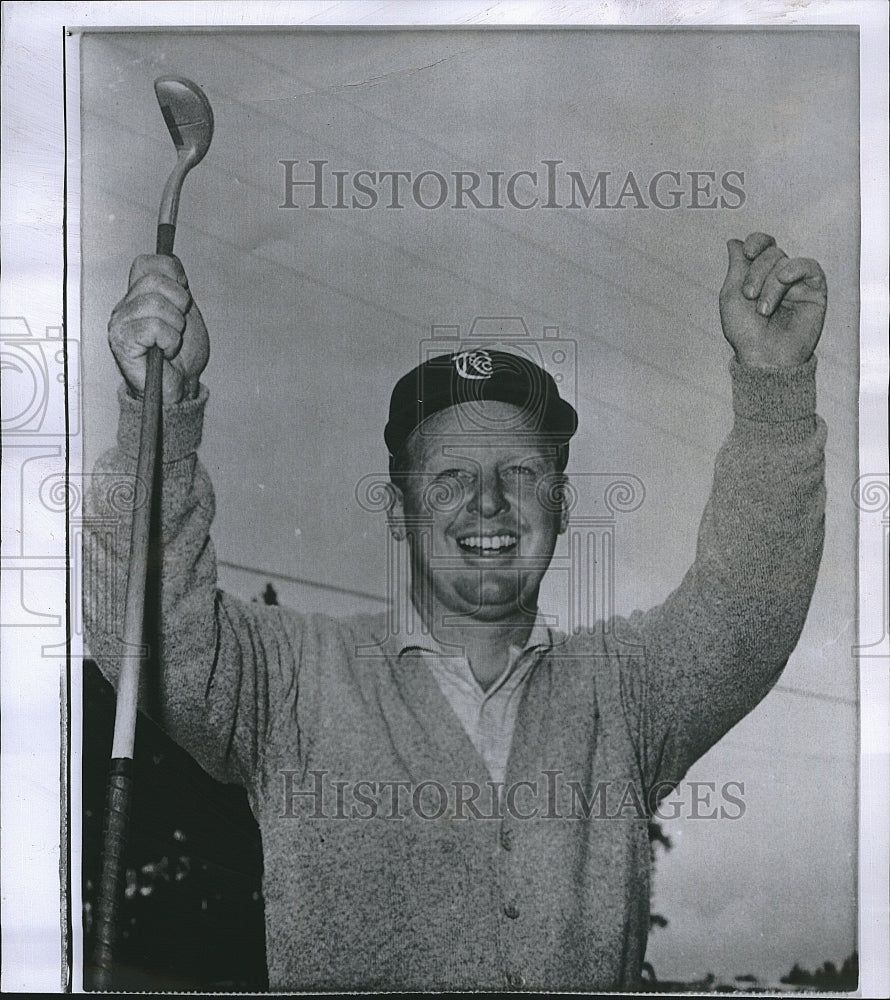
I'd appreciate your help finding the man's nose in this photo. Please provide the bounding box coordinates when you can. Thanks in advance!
[466,472,509,518]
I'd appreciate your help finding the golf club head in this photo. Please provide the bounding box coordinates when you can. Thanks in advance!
[154,76,214,168]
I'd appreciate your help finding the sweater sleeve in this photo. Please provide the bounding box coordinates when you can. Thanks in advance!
[620,356,827,795]
[83,385,303,788]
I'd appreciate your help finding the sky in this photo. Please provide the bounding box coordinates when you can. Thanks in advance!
[79,26,860,984]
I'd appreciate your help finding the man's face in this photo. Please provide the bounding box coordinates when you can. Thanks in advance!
[389,401,569,624]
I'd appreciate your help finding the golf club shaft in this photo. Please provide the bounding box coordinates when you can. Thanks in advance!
[92,222,176,990]
[94,74,213,988]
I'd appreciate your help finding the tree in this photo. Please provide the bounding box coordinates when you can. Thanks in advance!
[648,818,673,932]
[780,951,858,990]
[254,582,278,605]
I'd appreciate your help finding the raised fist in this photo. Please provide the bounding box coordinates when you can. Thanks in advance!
[720,232,827,369]
[108,254,209,404]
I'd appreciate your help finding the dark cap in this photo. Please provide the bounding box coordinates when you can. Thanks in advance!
[385,348,578,460]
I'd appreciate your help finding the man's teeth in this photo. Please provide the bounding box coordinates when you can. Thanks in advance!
[457,534,518,552]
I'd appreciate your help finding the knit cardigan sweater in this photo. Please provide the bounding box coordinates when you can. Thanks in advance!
[85,358,826,992]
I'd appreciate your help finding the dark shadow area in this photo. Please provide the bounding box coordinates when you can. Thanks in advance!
[82,658,268,991]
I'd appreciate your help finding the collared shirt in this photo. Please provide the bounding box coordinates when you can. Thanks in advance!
[389,598,553,784]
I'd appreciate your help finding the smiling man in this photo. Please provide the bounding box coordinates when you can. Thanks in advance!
[86,232,828,991]
[384,353,576,691]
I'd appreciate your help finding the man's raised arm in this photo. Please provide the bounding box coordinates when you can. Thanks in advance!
[622,232,829,793]
[84,255,300,788]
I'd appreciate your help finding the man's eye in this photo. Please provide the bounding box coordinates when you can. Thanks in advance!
[436,469,473,484]
[504,465,537,479]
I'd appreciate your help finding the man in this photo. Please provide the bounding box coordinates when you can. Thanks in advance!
[86,232,828,991]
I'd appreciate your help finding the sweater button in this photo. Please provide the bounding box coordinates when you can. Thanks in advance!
[500,827,514,851]
[506,970,526,988]
[503,900,520,919]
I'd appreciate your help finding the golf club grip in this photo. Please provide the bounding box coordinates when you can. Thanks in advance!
[97,344,163,979]
[92,757,134,990]
[157,223,176,255]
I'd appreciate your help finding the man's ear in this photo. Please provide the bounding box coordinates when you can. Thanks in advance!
[386,482,407,541]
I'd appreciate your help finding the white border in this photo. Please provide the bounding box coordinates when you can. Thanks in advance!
[1,2,887,995]
[65,33,84,993]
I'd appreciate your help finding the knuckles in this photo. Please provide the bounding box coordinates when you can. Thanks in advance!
[130,252,185,282]
[798,258,827,284]
[109,257,201,394]
[129,273,190,308]
[742,231,777,257]
[110,257,192,359]
[139,290,187,321]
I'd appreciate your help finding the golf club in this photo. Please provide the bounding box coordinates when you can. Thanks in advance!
[92,75,214,990]
[154,77,215,255]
